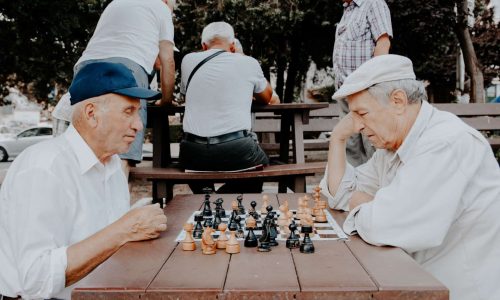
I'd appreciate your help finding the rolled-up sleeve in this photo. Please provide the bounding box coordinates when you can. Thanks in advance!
[368,0,393,41]
[10,168,73,299]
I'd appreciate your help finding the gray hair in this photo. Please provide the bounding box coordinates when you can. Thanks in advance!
[234,38,244,54]
[367,79,427,105]
[72,96,110,125]
[201,22,235,45]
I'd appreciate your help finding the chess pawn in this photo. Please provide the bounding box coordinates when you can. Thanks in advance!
[244,215,258,247]
[277,204,290,237]
[234,215,245,238]
[182,223,196,251]
[201,226,217,255]
[215,198,226,218]
[249,200,260,221]
[226,229,240,254]
[260,195,270,214]
[300,225,315,254]
[216,223,228,249]
[237,195,246,215]
[202,193,213,217]
[213,208,222,229]
[193,214,204,239]
[286,223,300,249]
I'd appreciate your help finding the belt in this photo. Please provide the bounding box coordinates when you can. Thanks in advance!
[184,130,248,145]
[0,295,21,300]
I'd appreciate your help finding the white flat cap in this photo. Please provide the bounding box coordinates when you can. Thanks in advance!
[332,54,416,100]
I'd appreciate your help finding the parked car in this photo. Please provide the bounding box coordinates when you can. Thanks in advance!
[0,126,53,162]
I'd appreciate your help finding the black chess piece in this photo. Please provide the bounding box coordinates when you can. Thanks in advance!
[249,200,260,221]
[203,216,213,229]
[237,195,246,215]
[193,214,204,239]
[234,215,244,238]
[228,214,239,232]
[202,193,213,217]
[244,227,258,247]
[213,209,222,230]
[266,205,273,215]
[258,216,272,252]
[267,212,279,247]
[214,198,226,218]
[286,223,300,249]
[299,225,315,254]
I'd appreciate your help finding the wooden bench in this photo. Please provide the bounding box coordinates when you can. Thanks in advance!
[254,102,500,153]
[130,104,329,204]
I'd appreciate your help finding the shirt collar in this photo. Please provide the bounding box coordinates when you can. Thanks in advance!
[392,101,433,164]
[63,125,121,177]
[344,0,364,8]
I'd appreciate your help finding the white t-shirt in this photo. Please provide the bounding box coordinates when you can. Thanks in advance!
[181,49,268,137]
[0,125,130,299]
[76,0,174,74]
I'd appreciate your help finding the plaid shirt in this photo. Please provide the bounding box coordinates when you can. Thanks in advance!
[333,0,392,88]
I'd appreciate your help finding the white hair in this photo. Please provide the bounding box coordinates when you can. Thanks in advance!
[367,79,427,105]
[71,96,110,125]
[201,22,235,45]
[234,38,244,54]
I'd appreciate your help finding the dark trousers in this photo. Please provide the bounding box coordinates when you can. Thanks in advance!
[179,134,269,194]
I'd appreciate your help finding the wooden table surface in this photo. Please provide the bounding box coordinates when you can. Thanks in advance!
[73,193,448,300]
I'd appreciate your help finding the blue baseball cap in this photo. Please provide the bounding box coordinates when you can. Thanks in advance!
[69,62,161,105]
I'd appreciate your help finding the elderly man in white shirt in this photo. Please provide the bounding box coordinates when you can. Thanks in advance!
[320,54,500,300]
[0,62,168,299]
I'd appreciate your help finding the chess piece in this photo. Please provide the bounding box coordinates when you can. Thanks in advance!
[234,215,244,238]
[286,223,300,249]
[249,200,260,221]
[213,208,222,230]
[226,228,240,254]
[201,226,217,255]
[277,203,291,237]
[244,215,258,247]
[267,212,279,247]
[301,212,315,237]
[260,195,270,214]
[214,198,226,218]
[237,195,246,215]
[303,195,312,216]
[230,200,239,221]
[216,223,228,249]
[296,197,306,220]
[182,223,196,251]
[203,216,213,229]
[258,217,272,252]
[300,225,315,254]
[193,214,204,239]
[202,193,213,217]
[314,198,328,223]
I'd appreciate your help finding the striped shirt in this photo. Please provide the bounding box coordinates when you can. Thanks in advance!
[333,0,392,88]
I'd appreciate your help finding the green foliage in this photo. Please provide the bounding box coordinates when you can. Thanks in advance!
[0,0,497,104]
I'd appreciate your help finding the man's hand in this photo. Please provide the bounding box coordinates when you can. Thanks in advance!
[331,112,358,143]
[349,191,374,211]
[118,203,168,242]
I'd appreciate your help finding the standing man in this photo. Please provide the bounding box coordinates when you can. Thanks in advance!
[179,22,278,194]
[332,0,392,166]
[55,0,177,178]
[321,55,500,300]
[0,62,168,299]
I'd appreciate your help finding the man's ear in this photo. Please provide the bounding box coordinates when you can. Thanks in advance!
[84,102,98,127]
[229,42,236,53]
[389,89,408,114]
[201,43,208,51]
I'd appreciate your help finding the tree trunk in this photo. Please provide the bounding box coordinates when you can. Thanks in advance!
[284,38,300,103]
[275,39,286,101]
[455,0,484,103]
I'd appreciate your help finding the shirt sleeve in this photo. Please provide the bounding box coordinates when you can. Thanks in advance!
[248,58,268,94]
[343,137,477,253]
[158,3,174,44]
[368,0,393,41]
[320,152,382,211]
[9,168,74,299]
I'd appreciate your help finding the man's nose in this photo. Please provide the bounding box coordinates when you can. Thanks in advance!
[353,116,365,132]
[132,112,143,132]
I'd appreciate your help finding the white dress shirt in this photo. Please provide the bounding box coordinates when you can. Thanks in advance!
[320,101,500,300]
[0,125,130,299]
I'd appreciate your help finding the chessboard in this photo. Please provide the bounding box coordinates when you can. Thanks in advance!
[175,209,348,242]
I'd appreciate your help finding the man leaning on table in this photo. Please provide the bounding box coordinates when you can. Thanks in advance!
[0,62,168,299]
[320,54,500,300]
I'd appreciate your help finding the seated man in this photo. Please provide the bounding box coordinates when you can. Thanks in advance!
[320,55,500,300]
[0,62,168,299]
[179,21,279,194]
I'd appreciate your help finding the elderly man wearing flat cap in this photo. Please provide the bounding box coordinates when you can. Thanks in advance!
[320,55,500,300]
[0,62,168,299]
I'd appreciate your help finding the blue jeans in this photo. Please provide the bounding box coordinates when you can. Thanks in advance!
[74,58,149,163]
